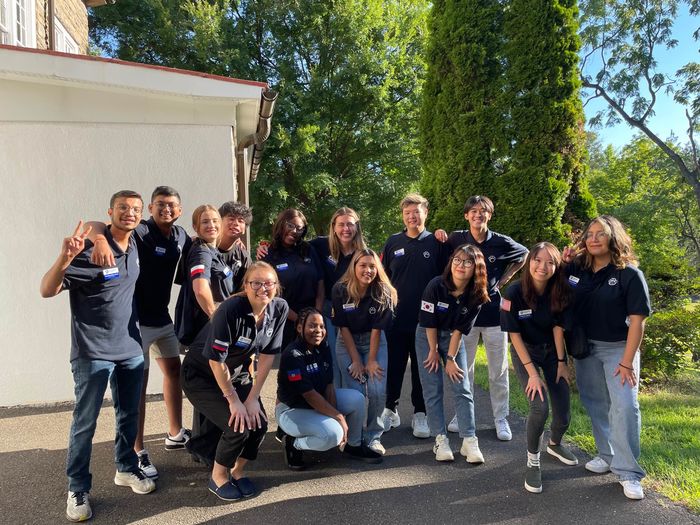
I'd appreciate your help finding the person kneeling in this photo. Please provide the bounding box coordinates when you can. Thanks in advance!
[276,308,382,469]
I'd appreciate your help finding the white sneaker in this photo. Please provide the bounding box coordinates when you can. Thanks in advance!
[412,412,430,438]
[460,436,484,464]
[433,434,454,461]
[381,408,400,431]
[137,450,158,480]
[368,439,386,456]
[447,415,459,433]
[114,470,156,494]
[495,418,512,441]
[164,428,191,450]
[620,479,645,500]
[585,456,611,474]
[66,491,92,522]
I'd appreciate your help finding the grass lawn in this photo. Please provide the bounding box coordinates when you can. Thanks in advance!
[472,351,700,513]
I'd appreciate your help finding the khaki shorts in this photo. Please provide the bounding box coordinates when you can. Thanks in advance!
[141,323,181,370]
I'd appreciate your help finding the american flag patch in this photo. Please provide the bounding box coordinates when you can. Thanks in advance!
[190,264,205,277]
[500,298,511,312]
[287,369,302,382]
[212,339,229,353]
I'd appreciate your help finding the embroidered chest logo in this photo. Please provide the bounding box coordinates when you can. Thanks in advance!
[266,327,274,337]
[608,278,618,286]
[461,307,469,315]
[488,255,496,263]
[423,251,431,259]
[369,307,377,315]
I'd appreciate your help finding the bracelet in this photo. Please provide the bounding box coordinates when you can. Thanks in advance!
[223,390,236,399]
[618,362,634,371]
[521,361,532,366]
[558,358,567,363]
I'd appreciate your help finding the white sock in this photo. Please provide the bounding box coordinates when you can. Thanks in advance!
[136,449,147,456]
[527,451,540,467]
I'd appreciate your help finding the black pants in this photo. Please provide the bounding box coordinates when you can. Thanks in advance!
[181,357,267,468]
[510,343,571,453]
[385,327,425,413]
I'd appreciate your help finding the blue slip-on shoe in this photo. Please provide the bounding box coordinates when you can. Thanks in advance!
[208,478,242,501]
[232,477,256,497]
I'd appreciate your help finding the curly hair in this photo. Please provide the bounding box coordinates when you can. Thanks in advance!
[442,244,490,307]
[521,242,571,314]
[339,249,397,313]
[576,215,638,269]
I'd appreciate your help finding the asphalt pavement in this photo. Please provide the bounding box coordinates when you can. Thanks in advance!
[1,365,697,525]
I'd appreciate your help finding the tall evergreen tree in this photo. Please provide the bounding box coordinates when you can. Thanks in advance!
[419,0,505,234]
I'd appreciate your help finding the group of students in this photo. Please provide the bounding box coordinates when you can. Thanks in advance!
[41,187,651,523]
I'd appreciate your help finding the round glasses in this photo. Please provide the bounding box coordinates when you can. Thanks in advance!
[247,280,277,290]
[452,257,475,268]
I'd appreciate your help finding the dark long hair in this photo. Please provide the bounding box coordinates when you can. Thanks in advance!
[575,215,637,270]
[270,208,310,257]
[442,244,490,307]
[521,242,570,314]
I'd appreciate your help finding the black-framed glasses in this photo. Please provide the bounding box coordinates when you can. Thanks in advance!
[285,221,305,233]
[247,280,277,290]
[452,257,475,268]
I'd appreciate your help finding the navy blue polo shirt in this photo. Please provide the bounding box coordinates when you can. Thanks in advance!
[174,239,235,345]
[381,229,450,332]
[262,244,322,313]
[447,230,528,327]
[186,296,288,379]
[62,229,142,362]
[310,236,355,300]
[418,276,483,335]
[565,260,651,342]
[133,218,191,327]
[277,339,334,409]
[500,281,565,346]
[331,282,394,333]
[219,242,252,293]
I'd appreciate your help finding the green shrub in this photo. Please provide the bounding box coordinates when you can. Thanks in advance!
[642,305,700,381]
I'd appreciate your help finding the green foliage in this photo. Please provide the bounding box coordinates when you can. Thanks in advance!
[642,304,700,381]
[89,0,429,248]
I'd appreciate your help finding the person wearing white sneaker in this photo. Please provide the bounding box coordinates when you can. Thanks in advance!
[381,407,400,431]
[501,243,577,493]
[434,196,528,442]
[66,491,92,522]
[564,216,651,499]
[333,250,397,452]
[415,245,490,465]
[433,434,454,461]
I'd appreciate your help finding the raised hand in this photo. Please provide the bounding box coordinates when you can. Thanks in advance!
[62,221,92,262]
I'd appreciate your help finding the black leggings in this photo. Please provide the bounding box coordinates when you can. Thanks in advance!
[182,357,266,468]
[510,343,570,453]
[385,327,426,413]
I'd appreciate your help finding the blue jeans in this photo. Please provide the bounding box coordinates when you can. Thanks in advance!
[575,340,645,482]
[415,326,476,438]
[323,299,341,388]
[275,388,366,449]
[67,355,144,492]
[335,331,387,444]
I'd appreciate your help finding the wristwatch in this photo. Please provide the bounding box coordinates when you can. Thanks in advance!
[446,354,457,363]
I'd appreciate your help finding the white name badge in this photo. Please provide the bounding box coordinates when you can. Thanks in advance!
[276,263,289,271]
[394,248,405,257]
[103,267,120,280]
[155,246,166,256]
[234,336,252,348]
[518,309,533,319]
[568,275,580,287]
[327,255,337,266]
[223,266,232,276]
[342,303,356,312]
[437,302,449,311]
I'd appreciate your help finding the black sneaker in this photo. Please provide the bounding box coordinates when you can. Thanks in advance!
[343,444,383,464]
[275,427,286,443]
[285,435,305,470]
[165,428,192,451]
[525,463,542,493]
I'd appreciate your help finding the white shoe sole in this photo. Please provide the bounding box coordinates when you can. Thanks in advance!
[585,462,610,474]
[546,446,579,466]
[413,428,430,439]
[525,481,543,494]
[114,474,156,495]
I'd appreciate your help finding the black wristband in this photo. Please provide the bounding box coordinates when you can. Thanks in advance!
[618,362,634,371]
[557,358,566,363]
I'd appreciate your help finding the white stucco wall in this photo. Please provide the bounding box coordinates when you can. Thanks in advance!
[0,122,237,405]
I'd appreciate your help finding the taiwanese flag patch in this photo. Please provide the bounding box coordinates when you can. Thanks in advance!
[287,369,302,382]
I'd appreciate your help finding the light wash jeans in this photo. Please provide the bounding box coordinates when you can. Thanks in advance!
[415,326,476,438]
[67,355,144,492]
[462,325,509,421]
[275,388,365,449]
[335,331,388,445]
[322,298,342,388]
[575,340,645,481]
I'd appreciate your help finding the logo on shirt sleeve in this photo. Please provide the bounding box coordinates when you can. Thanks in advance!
[102,267,120,280]
[421,300,435,313]
[155,246,167,256]
[276,263,289,271]
[190,264,205,277]
[500,298,511,312]
[212,339,229,353]
[394,248,405,257]
[287,369,302,382]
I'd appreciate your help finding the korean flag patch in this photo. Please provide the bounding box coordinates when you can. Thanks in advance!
[421,300,435,313]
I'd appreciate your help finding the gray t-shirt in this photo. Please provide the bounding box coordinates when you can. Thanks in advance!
[62,229,142,362]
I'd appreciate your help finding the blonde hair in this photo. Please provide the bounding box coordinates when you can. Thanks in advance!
[192,204,221,246]
[328,207,366,261]
[233,261,281,298]
[340,249,397,313]
[400,193,429,210]
[576,215,638,270]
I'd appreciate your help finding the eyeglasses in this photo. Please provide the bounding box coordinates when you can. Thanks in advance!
[153,202,180,210]
[452,257,475,268]
[584,231,609,241]
[247,280,277,290]
[115,204,143,214]
[285,221,305,233]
